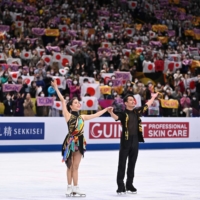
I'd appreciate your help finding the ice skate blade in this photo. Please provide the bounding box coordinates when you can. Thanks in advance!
[117,192,126,195]
[127,190,137,194]
[65,193,72,197]
[71,192,86,197]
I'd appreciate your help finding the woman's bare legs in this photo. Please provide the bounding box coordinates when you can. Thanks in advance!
[66,151,82,186]
[67,159,73,185]
[72,151,82,186]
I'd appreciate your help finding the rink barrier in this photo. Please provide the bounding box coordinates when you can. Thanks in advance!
[0,117,200,152]
[1,143,200,153]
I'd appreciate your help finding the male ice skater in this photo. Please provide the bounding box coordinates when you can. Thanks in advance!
[108,93,158,194]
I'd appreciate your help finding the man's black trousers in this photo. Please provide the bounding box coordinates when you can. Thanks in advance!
[117,136,139,187]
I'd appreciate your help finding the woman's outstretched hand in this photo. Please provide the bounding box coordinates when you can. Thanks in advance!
[51,79,58,89]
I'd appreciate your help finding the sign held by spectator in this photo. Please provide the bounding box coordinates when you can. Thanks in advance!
[37,97,54,106]
[3,84,22,92]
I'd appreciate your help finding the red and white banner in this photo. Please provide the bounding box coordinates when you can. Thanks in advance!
[36,48,45,57]
[42,55,52,65]
[15,21,24,28]
[81,83,100,99]
[105,33,114,39]
[20,51,32,60]
[52,76,66,89]
[128,1,137,9]
[101,42,112,48]
[22,76,34,86]
[143,61,155,73]
[52,101,62,110]
[53,53,72,67]
[81,97,98,110]
[101,73,115,83]
[58,25,68,32]
[125,28,135,37]
[122,49,131,57]
[8,71,20,82]
[66,45,77,55]
[164,60,182,72]
[149,30,157,39]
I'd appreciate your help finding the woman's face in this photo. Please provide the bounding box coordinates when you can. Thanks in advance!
[26,93,31,99]
[70,99,81,111]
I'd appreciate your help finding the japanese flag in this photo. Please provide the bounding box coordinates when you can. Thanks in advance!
[59,69,67,76]
[101,73,115,84]
[144,2,154,12]
[77,7,85,14]
[66,45,77,55]
[60,55,72,67]
[10,12,22,21]
[122,49,131,57]
[101,42,112,48]
[81,83,100,99]
[189,80,196,93]
[42,55,52,65]
[53,52,62,63]
[22,76,34,86]
[136,47,144,54]
[105,33,114,39]
[15,21,24,28]
[0,53,5,61]
[133,94,142,108]
[36,48,45,57]
[9,71,21,82]
[128,1,137,10]
[79,76,96,85]
[149,30,157,39]
[143,61,155,73]
[7,58,22,66]
[52,76,66,89]
[126,28,135,37]
[53,101,62,110]
[99,16,109,22]
[164,60,182,72]
[20,51,32,60]
[82,96,98,110]
[58,25,68,32]
[152,51,158,58]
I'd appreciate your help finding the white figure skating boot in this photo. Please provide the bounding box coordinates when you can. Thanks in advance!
[72,185,86,197]
[65,185,73,197]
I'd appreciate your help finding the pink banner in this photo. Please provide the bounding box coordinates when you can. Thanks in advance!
[37,97,54,106]
[3,84,22,92]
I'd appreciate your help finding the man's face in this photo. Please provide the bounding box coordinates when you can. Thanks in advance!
[125,96,136,108]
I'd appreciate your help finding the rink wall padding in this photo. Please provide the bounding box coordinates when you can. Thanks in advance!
[0,117,200,152]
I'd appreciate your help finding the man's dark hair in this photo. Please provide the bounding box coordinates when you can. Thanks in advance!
[123,94,135,103]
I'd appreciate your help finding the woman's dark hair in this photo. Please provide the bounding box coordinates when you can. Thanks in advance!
[67,97,78,112]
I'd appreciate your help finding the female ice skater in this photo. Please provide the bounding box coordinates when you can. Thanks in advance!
[51,80,111,197]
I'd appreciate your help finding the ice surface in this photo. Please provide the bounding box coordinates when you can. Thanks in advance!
[0,149,200,200]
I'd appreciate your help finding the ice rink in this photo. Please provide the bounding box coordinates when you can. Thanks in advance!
[0,149,200,200]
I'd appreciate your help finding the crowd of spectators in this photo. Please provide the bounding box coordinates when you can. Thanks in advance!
[0,0,200,117]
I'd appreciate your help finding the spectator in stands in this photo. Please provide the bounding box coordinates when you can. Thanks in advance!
[14,93,24,116]
[3,93,14,116]
[23,93,35,116]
